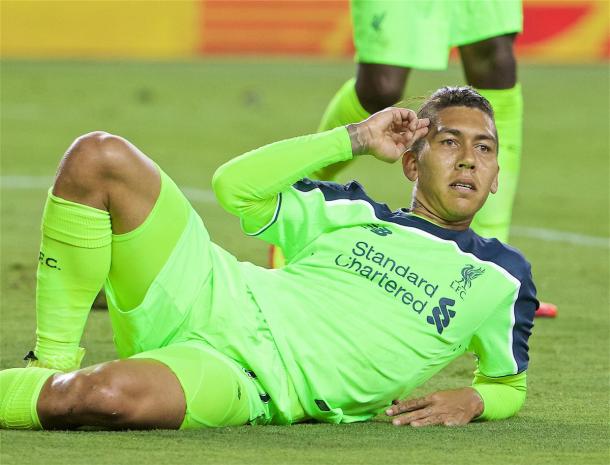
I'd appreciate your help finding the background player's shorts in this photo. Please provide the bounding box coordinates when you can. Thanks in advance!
[103,168,305,426]
[352,0,523,70]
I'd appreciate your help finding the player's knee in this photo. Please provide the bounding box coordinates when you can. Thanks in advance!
[54,131,134,193]
[461,35,517,88]
[73,367,141,425]
[356,64,407,112]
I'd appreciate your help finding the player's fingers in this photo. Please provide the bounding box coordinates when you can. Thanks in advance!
[394,108,417,127]
[411,126,429,141]
[417,118,430,128]
[410,414,444,427]
[399,117,428,139]
[392,109,405,128]
[391,407,434,426]
[402,128,428,147]
[386,396,430,416]
[442,417,463,427]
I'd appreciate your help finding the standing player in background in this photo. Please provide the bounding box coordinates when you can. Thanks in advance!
[270,0,555,317]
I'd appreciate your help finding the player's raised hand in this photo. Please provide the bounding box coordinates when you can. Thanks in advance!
[347,107,429,162]
[385,387,484,427]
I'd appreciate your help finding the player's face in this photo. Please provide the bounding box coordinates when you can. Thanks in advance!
[402,106,499,226]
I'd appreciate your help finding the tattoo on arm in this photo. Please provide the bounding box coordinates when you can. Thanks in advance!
[347,124,368,156]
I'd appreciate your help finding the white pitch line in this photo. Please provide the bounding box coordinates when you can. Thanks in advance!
[181,187,217,204]
[0,175,54,189]
[1,175,608,249]
[511,226,609,249]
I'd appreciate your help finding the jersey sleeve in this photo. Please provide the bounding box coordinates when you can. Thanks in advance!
[468,260,537,377]
[468,257,537,420]
[472,371,527,421]
[212,127,353,234]
[251,179,386,262]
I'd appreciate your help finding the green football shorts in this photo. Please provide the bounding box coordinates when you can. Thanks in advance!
[351,0,523,70]
[103,168,306,428]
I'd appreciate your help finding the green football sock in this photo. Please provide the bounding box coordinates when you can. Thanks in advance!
[0,367,59,429]
[312,78,370,180]
[470,84,523,243]
[32,191,111,371]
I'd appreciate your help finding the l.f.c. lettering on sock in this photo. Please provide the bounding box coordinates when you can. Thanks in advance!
[31,191,111,372]
[38,251,61,270]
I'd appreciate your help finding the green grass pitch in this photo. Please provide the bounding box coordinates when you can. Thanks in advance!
[0,60,608,465]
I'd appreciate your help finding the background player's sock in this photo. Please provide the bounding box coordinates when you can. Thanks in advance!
[469,84,523,243]
[318,77,371,132]
[313,77,371,181]
[32,191,111,371]
[0,367,58,429]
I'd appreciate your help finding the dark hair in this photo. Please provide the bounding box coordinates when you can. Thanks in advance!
[411,86,496,154]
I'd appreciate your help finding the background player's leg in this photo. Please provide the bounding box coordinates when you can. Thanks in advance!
[314,64,409,181]
[30,132,163,371]
[460,34,557,317]
[355,63,410,114]
[459,34,521,243]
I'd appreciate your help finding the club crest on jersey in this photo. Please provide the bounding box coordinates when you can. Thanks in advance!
[371,11,386,32]
[361,223,392,236]
[450,264,485,300]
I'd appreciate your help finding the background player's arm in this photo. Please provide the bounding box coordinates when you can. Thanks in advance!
[212,108,429,231]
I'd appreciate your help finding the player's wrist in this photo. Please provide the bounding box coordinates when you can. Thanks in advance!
[346,123,370,156]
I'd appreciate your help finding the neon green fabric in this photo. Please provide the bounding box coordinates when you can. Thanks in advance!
[318,79,369,133]
[213,128,535,423]
[33,191,111,371]
[240,187,528,422]
[108,169,189,310]
[352,0,522,70]
[212,127,353,233]
[0,367,58,429]
[472,371,527,420]
[470,84,523,242]
[130,341,261,428]
[104,178,305,425]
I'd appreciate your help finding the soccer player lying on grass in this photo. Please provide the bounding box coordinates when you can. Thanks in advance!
[0,87,537,431]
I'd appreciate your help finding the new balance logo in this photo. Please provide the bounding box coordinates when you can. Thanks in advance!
[361,223,392,236]
[426,297,456,334]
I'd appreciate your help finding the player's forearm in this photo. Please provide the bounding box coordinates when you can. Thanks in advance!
[212,127,352,227]
[471,371,527,421]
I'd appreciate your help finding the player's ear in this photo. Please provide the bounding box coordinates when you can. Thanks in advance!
[402,149,418,182]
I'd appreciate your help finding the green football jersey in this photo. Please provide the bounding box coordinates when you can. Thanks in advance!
[239,180,537,423]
